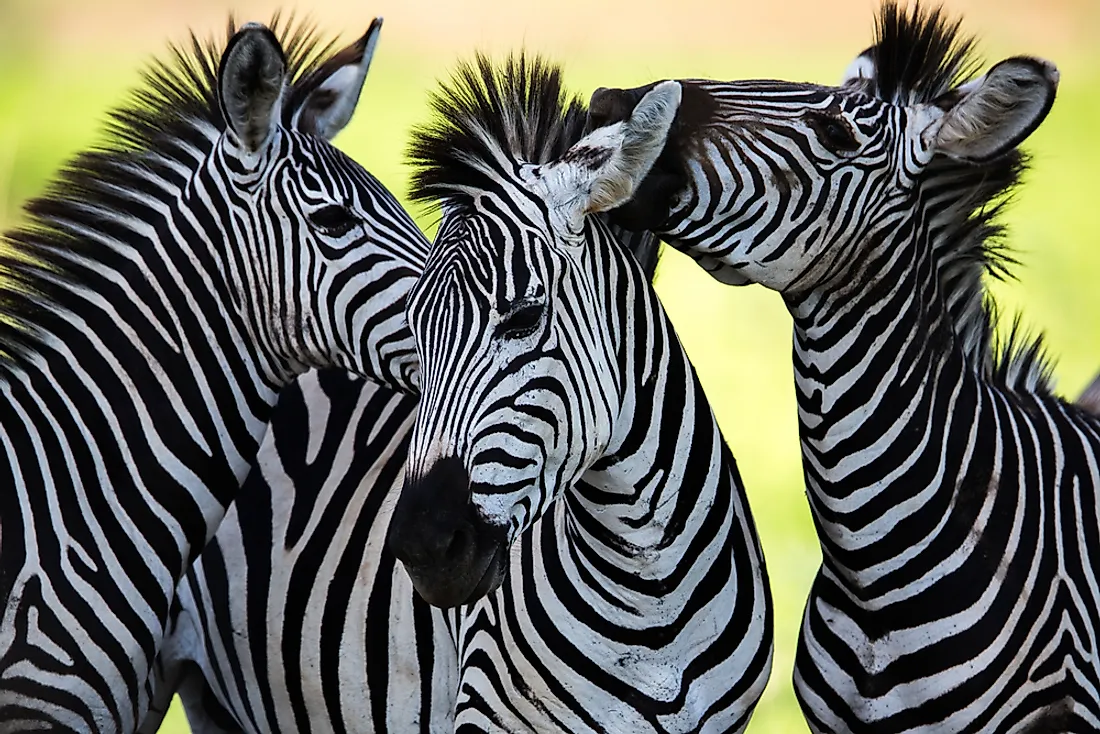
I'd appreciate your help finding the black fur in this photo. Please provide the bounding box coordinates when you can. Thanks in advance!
[866,1,979,105]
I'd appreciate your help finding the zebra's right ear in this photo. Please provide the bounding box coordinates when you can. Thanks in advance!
[287,18,383,141]
[218,23,288,155]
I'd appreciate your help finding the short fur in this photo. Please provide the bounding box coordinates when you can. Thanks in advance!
[0,15,342,366]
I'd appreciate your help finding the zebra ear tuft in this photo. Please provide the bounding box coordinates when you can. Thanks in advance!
[924,56,1058,163]
[288,18,383,141]
[218,23,288,154]
[555,81,681,219]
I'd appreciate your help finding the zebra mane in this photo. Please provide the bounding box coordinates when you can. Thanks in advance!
[0,15,345,364]
[407,53,588,211]
[866,2,1054,393]
[866,2,978,106]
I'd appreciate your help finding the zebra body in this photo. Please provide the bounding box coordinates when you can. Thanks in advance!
[592,4,1100,732]
[0,19,428,730]
[385,56,771,732]
[145,371,459,733]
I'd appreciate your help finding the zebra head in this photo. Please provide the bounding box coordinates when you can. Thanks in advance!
[588,3,1058,297]
[209,19,426,388]
[386,55,680,608]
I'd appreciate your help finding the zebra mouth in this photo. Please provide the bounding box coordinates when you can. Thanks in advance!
[464,545,507,604]
[403,541,507,609]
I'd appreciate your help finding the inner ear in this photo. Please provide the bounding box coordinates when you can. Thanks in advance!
[839,46,876,91]
[560,80,681,219]
[286,18,382,140]
[931,56,1058,163]
[218,23,288,153]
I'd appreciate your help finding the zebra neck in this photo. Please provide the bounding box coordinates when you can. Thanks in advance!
[0,163,292,582]
[571,326,741,605]
[785,209,998,590]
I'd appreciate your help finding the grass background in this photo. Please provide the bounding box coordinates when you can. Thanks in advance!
[0,0,1096,731]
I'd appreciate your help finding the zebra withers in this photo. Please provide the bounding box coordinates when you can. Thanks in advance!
[385,54,772,732]
[590,3,1100,732]
[0,17,429,732]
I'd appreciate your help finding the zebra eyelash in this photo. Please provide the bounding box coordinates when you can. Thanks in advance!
[804,112,860,153]
[308,204,359,237]
[495,302,545,340]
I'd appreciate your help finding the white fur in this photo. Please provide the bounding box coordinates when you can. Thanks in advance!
[928,58,1058,162]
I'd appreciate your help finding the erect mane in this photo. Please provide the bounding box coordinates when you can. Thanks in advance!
[867,2,978,106]
[0,15,345,364]
[865,3,1054,394]
[407,53,588,211]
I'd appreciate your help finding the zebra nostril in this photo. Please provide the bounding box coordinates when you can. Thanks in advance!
[442,523,473,564]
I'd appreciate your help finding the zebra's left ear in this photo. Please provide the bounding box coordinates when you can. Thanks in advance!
[218,23,289,155]
[554,81,681,218]
[839,47,876,92]
[287,18,383,140]
[920,57,1059,163]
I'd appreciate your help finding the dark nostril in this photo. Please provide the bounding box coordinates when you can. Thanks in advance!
[443,523,473,564]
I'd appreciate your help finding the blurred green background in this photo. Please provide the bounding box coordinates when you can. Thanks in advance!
[0,0,1097,731]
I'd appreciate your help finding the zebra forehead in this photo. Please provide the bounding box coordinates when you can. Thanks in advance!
[673,3,982,130]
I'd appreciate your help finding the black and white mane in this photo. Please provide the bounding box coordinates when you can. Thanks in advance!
[859,2,1053,393]
[406,53,589,210]
[0,15,345,365]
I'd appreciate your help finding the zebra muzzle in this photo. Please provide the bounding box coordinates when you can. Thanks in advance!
[387,456,509,608]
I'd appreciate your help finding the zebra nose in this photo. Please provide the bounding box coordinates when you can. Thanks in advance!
[586,84,654,132]
[387,456,476,568]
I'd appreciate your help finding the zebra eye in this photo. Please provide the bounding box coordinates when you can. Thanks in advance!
[807,113,858,153]
[309,204,358,237]
[496,303,544,340]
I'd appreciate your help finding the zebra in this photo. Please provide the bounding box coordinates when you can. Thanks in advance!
[588,2,1100,731]
[383,54,773,732]
[1080,375,1100,416]
[143,232,658,734]
[142,56,763,734]
[0,16,430,731]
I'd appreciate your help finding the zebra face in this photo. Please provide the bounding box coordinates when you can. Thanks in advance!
[387,80,682,608]
[591,56,1057,296]
[211,21,427,390]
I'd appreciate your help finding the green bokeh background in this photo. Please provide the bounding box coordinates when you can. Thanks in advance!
[0,1,1096,731]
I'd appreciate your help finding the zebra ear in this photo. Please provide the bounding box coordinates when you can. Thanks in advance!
[839,47,876,90]
[218,23,288,154]
[922,57,1058,163]
[556,81,682,216]
[287,18,383,141]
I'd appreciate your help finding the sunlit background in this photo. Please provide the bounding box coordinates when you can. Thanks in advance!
[0,0,1097,731]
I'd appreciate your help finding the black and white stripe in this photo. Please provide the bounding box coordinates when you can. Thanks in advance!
[592,3,1100,732]
[143,62,768,734]
[143,231,655,734]
[0,18,428,731]
[385,54,771,732]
